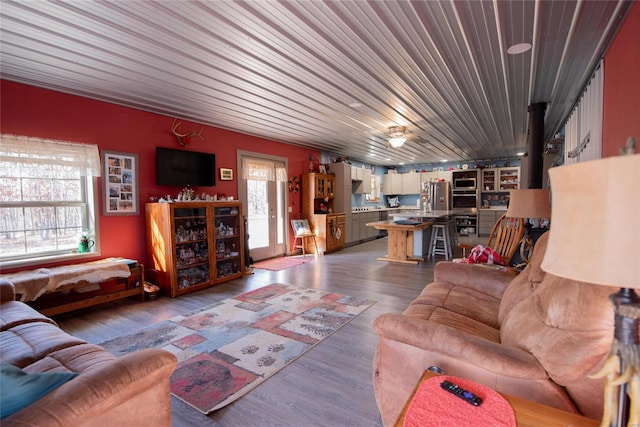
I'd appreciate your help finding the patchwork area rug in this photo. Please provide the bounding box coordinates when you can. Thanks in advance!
[252,256,313,271]
[99,284,375,414]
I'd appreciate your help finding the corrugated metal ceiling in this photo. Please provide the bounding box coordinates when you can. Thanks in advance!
[0,0,632,165]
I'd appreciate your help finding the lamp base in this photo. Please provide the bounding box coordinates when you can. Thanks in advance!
[593,288,640,427]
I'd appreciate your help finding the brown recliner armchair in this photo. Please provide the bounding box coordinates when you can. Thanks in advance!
[373,232,615,425]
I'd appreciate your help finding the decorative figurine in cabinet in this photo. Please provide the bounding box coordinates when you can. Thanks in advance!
[145,201,244,297]
[213,205,243,280]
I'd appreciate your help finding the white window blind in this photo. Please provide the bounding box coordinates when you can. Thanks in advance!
[241,158,286,181]
[0,134,101,176]
[563,61,604,164]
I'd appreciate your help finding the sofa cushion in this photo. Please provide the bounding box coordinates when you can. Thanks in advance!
[0,322,86,368]
[409,282,502,330]
[0,300,57,331]
[498,232,549,325]
[500,274,614,385]
[0,363,78,419]
[25,344,116,374]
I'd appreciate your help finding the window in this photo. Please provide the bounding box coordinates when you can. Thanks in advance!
[0,135,101,268]
[366,175,381,203]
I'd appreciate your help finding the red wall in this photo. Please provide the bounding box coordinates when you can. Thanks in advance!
[602,2,640,157]
[0,80,317,270]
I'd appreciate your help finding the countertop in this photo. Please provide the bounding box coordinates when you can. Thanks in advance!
[390,210,454,219]
[351,205,418,213]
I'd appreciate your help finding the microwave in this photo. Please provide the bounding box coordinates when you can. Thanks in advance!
[454,178,476,190]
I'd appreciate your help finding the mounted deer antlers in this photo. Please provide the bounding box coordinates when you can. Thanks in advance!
[171,118,204,146]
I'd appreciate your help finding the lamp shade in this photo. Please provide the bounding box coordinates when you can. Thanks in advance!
[540,154,640,289]
[505,189,551,218]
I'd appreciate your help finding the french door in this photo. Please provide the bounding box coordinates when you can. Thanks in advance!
[237,152,287,261]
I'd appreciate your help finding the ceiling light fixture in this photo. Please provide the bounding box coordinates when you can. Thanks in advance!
[507,42,532,55]
[388,126,407,148]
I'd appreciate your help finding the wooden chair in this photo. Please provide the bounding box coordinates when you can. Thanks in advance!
[459,213,525,264]
[290,214,318,257]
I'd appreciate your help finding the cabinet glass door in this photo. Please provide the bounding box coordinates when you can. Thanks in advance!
[214,206,242,279]
[326,175,335,198]
[173,207,210,290]
[315,175,326,198]
[482,170,496,191]
[499,168,519,191]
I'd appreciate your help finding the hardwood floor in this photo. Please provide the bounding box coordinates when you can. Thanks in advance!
[54,237,469,427]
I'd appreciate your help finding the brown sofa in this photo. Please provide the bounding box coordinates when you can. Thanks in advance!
[373,232,616,425]
[0,279,177,426]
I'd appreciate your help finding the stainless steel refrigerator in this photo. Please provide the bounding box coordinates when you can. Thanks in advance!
[427,181,452,211]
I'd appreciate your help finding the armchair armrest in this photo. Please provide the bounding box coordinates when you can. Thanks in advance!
[6,348,178,426]
[0,279,16,302]
[434,261,515,299]
[373,313,547,380]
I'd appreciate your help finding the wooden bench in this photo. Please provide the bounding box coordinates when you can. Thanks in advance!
[1,258,144,316]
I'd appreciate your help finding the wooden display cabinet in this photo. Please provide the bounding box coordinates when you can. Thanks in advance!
[145,201,244,297]
[301,173,344,254]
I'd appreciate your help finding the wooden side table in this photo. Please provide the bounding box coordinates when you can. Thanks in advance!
[394,371,599,427]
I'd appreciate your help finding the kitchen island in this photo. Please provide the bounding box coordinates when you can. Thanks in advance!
[365,220,432,264]
[389,210,455,258]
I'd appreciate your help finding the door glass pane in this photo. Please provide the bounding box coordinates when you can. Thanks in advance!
[247,179,269,249]
[276,181,284,245]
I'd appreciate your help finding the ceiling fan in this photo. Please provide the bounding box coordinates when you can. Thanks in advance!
[386,126,430,148]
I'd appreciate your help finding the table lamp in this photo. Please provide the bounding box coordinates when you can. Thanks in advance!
[541,152,639,427]
[505,189,551,263]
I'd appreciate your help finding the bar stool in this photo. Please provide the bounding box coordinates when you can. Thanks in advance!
[428,223,452,260]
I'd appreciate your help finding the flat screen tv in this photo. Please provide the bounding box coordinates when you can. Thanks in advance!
[156,147,216,186]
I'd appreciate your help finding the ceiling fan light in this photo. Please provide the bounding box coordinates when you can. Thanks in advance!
[388,136,406,148]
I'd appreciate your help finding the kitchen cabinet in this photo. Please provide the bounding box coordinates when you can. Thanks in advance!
[332,163,351,213]
[145,201,244,297]
[332,162,353,244]
[351,214,361,242]
[454,213,478,236]
[307,173,335,199]
[498,167,520,191]
[481,167,520,192]
[303,173,335,214]
[351,166,364,181]
[478,209,507,236]
[383,173,403,195]
[353,168,372,194]
[325,213,346,252]
[384,172,421,195]
[401,172,421,194]
[305,213,345,254]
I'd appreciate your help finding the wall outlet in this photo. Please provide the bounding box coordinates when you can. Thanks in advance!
[288,206,292,213]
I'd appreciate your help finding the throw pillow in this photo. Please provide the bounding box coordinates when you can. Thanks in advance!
[0,363,78,419]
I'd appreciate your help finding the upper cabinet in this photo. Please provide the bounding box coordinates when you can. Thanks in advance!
[383,173,403,195]
[383,172,421,195]
[303,173,335,214]
[498,167,520,191]
[353,168,372,194]
[481,167,520,192]
[401,172,421,194]
[308,173,335,199]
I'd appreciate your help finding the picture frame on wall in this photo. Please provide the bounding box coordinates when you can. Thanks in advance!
[220,168,233,181]
[101,150,139,216]
[319,164,326,174]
